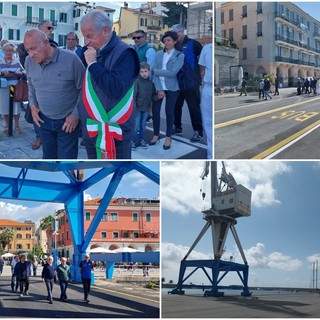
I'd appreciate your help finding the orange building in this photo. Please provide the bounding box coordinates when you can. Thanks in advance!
[0,219,35,253]
[53,197,160,259]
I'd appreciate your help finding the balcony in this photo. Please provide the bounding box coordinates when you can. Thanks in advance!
[314,32,320,40]
[275,35,320,54]
[147,25,161,31]
[25,17,40,26]
[274,11,301,30]
[275,56,315,67]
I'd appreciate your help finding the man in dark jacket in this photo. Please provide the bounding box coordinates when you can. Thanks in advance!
[77,9,139,159]
[14,255,32,297]
[170,24,203,142]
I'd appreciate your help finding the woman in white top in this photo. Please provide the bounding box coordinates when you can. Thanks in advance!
[0,42,25,133]
[150,31,184,150]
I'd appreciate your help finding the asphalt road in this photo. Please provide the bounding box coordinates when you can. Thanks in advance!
[0,275,159,318]
[214,89,320,159]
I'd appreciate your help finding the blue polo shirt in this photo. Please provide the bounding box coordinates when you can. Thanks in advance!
[79,260,93,279]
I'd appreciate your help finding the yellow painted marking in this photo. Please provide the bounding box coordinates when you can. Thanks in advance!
[251,119,320,159]
[215,97,320,129]
[92,285,159,303]
[271,111,318,122]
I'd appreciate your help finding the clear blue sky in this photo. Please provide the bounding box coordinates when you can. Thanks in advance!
[0,161,159,227]
[294,2,320,21]
[162,161,320,288]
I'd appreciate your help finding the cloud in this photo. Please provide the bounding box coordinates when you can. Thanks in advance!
[161,161,292,216]
[0,201,64,227]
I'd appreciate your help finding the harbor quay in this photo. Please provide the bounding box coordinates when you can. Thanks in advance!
[162,290,320,318]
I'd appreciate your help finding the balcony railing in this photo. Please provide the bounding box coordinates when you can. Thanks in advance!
[275,56,315,67]
[147,25,161,31]
[274,11,301,29]
[25,17,40,25]
[275,34,320,54]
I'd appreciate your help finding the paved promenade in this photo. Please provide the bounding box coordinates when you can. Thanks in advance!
[162,291,320,318]
[0,266,159,318]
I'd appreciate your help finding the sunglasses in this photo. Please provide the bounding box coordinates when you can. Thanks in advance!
[47,26,54,30]
[132,36,143,40]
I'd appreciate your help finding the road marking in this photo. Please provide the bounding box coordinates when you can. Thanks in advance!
[215,97,320,129]
[92,285,159,303]
[251,119,320,159]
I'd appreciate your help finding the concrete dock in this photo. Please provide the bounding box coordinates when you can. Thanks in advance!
[162,292,320,318]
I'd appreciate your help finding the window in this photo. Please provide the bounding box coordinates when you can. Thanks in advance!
[146,213,151,222]
[26,6,32,22]
[101,212,107,221]
[27,244,30,250]
[221,11,224,24]
[132,213,138,222]
[50,10,55,24]
[74,23,79,31]
[26,226,32,230]
[257,45,263,58]
[17,227,21,230]
[73,8,81,18]
[26,234,31,239]
[110,212,118,221]
[60,12,67,23]
[257,21,263,36]
[229,198,234,204]
[39,8,44,21]
[113,232,119,238]
[140,18,147,27]
[12,4,17,16]
[229,9,233,21]
[123,232,129,238]
[101,232,107,238]
[242,5,247,18]
[16,234,22,239]
[257,2,262,14]
[17,244,22,249]
[229,28,233,41]
[0,3,3,14]
[85,212,91,220]
[242,25,247,39]
[133,232,139,238]
[243,47,247,60]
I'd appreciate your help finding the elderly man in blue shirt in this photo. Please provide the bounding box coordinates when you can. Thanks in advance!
[79,254,94,303]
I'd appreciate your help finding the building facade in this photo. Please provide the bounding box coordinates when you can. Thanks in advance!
[220,2,320,87]
[52,197,160,259]
[0,219,35,253]
[0,2,114,47]
[113,2,169,47]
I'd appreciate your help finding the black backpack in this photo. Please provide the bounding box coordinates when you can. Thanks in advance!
[176,53,199,91]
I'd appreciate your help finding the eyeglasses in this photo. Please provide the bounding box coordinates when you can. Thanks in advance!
[47,26,54,31]
[132,36,143,40]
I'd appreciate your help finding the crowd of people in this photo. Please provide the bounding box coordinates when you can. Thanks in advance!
[0,9,212,159]
[6,253,93,304]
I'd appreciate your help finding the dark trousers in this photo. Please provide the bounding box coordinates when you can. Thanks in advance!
[19,278,29,293]
[152,90,180,137]
[82,277,91,300]
[174,87,203,134]
[44,278,54,301]
[59,280,69,300]
[11,275,18,291]
[38,112,79,159]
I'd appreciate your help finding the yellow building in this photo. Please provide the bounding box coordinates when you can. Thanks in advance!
[0,219,35,253]
[113,3,169,48]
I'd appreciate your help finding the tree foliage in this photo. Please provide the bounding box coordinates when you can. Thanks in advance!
[162,2,187,28]
[40,215,54,232]
[0,227,14,251]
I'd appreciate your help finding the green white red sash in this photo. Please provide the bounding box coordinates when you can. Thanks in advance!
[82,69,134,159]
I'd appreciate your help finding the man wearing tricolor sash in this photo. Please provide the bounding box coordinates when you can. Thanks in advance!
[77,9,140,159]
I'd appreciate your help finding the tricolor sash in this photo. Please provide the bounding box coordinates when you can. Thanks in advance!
[82,69,134,159]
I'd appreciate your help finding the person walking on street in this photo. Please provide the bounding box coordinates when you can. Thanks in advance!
[14,255,31,297]
[239,78,247,96]
[79,254,94,303]
[56,257,71,302]
[274,76,279,95]
[32,259,38,276]
[11,255,19,291]
[263,77,272,100]
[0,258,4,275]
[258,79,264,99]
[42,256,57,304]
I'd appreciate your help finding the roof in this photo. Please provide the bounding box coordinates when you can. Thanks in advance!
[0,219,34,226]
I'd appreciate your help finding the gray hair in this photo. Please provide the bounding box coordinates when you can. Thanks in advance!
[170,24,185,32]
[38,19,52,29]
[80,9,112,32]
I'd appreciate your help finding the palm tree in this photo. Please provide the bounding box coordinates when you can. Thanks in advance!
[0,227,14,251]
[39,215,54,232]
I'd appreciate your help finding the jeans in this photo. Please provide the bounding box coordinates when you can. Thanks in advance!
[133,111,149,143]
[44,278,54,301]
[19,278,29,293]
[59,280,69,300]
[82,277,91,300]
[38,112,79,159]
[174,87,203,134]
[152,91,180,137]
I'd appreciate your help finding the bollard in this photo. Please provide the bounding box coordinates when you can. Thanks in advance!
[8,85,14,137]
